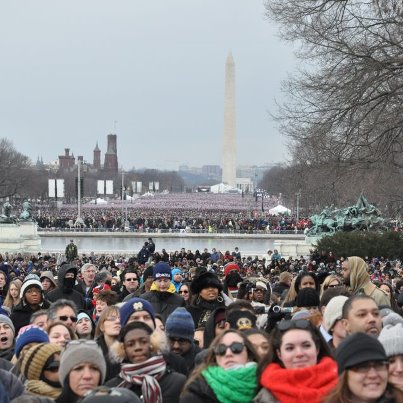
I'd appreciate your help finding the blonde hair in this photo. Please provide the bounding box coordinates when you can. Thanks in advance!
[3,280,21,309]
[320,275,341,298]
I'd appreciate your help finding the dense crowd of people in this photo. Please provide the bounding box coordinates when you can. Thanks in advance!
[0,242,403,401]
[32,193,310,232]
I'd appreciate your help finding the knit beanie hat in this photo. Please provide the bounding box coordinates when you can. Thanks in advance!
[20,278,43,299]
[335,333,387,375]
[21,343,61,380]
[296,287,320,308]
[0,313,15,335]
[226,309,257,331]
[59,342,106,385]
[382,312,403,327]
[142,266,154,282]
[379,323,403,358]
[119,297,156,327]
[171,268,182,278]
[190,271,223,295]
[165,308,195,342]
[15,325,49,358]
[152,262,171,280]
[323,296,349,333]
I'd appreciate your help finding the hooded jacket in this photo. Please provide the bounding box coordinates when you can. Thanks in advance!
[347,256,390,307]
[46,264,85,309]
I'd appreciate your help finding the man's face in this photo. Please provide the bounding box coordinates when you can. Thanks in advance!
[169,337,192,356]
[0,322,13,350]
[124,273,139,293]
[53,306,77,330]
[76,317,92,337]
[173,273,182,283]
[24,286,42,306]
[252,287,265,302]
[343,298,382,336]
[342,261,351,285]
[127,310,155,330]
[155,278,170,291]
[83,266,96,284]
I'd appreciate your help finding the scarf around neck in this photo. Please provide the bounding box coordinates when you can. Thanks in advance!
[202,362,257,403]
[119,355,167,403]
[260,356,338,403]
[150,282,176,294]
[26,379,62,399]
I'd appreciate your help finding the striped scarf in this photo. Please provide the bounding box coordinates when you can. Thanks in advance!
[119,355,166,403]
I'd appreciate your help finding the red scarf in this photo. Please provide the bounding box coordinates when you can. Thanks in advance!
[260,356,338,403]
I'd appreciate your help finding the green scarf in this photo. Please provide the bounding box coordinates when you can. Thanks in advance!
[202,363,257,403]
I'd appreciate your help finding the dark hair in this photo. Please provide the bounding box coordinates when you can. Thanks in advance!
[320,287,351,308]
[294,272,319,293]
[342,294,376,319]
[226,300,254,315]
[121,268,140,283]
[258,320,332,377]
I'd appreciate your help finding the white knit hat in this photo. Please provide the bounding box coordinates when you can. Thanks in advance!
[20,279,43,299]
[379,323,403,357]
[323,296,348,333]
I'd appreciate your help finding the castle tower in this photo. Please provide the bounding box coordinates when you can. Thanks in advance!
[222,52,236,187]
[104,134,118,172]
[93,142,101,170]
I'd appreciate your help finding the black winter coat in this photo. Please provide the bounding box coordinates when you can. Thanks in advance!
[106,369,186,403]
[11,299,50,334]
[140,290,185,323]
[180,376,219,403]
[46,264,85,309]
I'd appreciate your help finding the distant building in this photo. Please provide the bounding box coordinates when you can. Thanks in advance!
[58,148,75,170]
[104,134,118,172]
[202,165,222,182]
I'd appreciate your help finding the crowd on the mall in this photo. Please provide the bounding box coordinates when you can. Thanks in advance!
[0,238,403,402]
[31,193,312,233]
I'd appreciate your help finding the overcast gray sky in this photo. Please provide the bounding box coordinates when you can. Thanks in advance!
[0,0,296,171]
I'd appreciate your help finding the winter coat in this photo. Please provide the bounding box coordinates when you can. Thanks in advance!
[106,369,186,403]
[46,264,85,309]
[140,290,185,323]
[180,376,219,403]
[11,299,50,334]
[96,335,121,382]
[187,298,225,329]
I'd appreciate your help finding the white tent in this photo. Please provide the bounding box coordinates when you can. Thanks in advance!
[210,183,241,194]
[269,204,291,215]
[87,198,108,205]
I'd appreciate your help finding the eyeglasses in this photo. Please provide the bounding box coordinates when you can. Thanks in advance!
[125,278,138,282]
[350,360,389,373]
[277,319,310,331]
[214,342,245,356]
[25,288,41,294]
[169,337,190,346]
[58,315,78,323]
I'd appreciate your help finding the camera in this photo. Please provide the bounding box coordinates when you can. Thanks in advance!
[254,306,270,314]
[272,306,294,314]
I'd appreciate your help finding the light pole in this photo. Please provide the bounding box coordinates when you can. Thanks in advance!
[296,191,301,222]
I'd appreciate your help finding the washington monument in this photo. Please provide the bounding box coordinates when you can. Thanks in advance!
[222,52,236,187]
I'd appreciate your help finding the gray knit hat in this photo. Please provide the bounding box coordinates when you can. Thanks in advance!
[379,323,403,358]
[0,314,15,336]
[323,296,349,333]
[59,341,106,385]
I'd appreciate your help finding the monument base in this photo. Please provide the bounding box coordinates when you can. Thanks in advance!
[0,222,41,254]
[274,236,322,259]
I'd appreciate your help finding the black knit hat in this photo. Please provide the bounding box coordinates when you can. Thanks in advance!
[190,271,223,295]
[81,386,141,403]
[335,333,387,375]
[296,287,320,308]
[226,309,256,330]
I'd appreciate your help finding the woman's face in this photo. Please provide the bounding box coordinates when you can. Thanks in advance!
[328,279,340,288]
[247,333,270,359]
[300,276,316,290]
[43,353,61,384]
[215,332,249,369]
[124,328,151,363]
[101,313,121,337]
[48,324,71,348]
[0,273,6,288]
[179,285,190,301]
[69,362,100,397]
[277,329,318,369]
[200,287,219,301]
[379,284,391,297]
[347,362,388,401]
[9,284,19,299]
[388,354,403,390]
[41,278,52,291]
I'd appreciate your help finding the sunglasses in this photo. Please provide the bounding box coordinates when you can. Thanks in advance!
[349,360,389,374]
[58,315,78,323]
[179,290,189,294]
[125,278,138,282]
[66,339,98,349]
[277,319,310,331]
[214,341,245,356]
